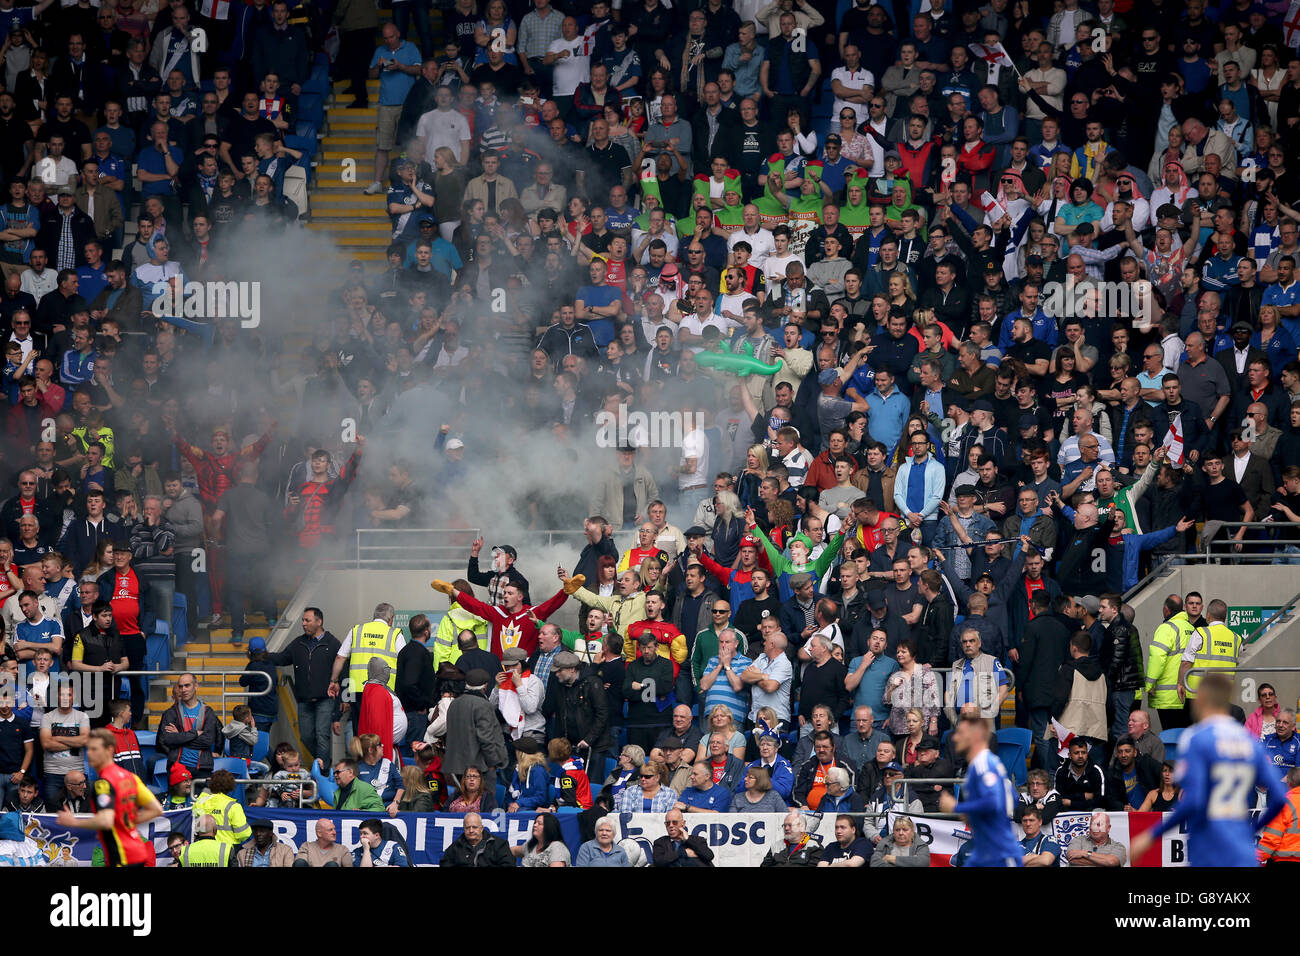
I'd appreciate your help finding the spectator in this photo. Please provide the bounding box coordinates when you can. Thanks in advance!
[293,819,353,867]
[443,667,509,785]
[158,672,221,776]
[440,811,515,867]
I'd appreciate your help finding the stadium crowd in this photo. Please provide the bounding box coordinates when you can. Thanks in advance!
[1,0,1300,867]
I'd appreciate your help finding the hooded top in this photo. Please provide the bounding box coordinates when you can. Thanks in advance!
[840,169,873,236]
[787,161,826,257]
[883,175,927,239]
[754,153,790,230]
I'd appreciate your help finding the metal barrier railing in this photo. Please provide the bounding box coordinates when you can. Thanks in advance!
[190,775,317,808]
[339,527,641,569]
[1179,664,1300,695]
[1199,521,1294,554]
[120,668,275,714]
[887,777,965,820]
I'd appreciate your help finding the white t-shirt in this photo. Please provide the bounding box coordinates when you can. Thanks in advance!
[41,708,90,776]
[679,428,709,490]
[678,313,730,353]
[548,36,590,97]
[416,107,472,161]
[336,623,409,659]
[727,226,775,267]
[763,252,802,289]
[830,66,875,126]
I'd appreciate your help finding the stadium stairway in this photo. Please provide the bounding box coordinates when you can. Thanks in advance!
[307,77,390,263]
[144,610,282,728]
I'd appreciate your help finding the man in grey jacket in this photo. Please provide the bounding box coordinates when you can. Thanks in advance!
[590,447,660,530]
[164,473,204,636]
[443,669,508,786]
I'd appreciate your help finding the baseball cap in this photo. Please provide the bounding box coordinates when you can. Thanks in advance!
[825,133,842,145]
[983,259,1002,273]
[1077,594,1101,615]
[883,761,904,773]
[866,590,887,611]
[1230,320,1253,333]
[818,368,841,386]
[1018,413,1039,430]
[971,399,994,414]
[249,818,275,830]
[1026,254,1044,266]
[492,545,518,560]
[445,437,465,450]
[660,735,686,750]
[248,637,267,652]
[884,149,901,161]
[740,534,758,549]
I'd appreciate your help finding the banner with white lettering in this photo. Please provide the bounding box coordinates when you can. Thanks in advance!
[613,811,839,866]
[8,810,582,867]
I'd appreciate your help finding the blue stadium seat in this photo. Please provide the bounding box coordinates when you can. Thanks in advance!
[151,757,169,792]
[994,727,1032,787]
[171,593,189,646]
[212,758,251,802]
[1159,728,1184,764]
[136,730,157,768]
[495,783,506,807]
[252,731,270,764]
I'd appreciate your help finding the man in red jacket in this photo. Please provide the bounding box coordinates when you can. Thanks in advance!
[173,421,276,624]
[431,575,585,658]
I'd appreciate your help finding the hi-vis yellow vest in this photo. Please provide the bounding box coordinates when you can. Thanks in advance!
[1185,621,1240,697]
[348,620,402,691]
[180,839,231,867]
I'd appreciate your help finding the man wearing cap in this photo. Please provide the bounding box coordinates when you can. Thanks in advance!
[237,818,294,867]
[902,734,954,813]
[542,649,611,756]
[591,447,661,532]
[467,536,530,607]
[934,487,996,583]
[443,669,509,783]
[36,187,96,271]
[867,761,924,814]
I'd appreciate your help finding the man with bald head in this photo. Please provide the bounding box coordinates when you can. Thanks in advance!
[1178,330,1231,429]
[293,818,354,866]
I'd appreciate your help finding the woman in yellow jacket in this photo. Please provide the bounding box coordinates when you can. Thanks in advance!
[432,579,489,669]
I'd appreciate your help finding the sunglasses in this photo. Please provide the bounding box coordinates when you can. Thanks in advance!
[640,774,657,780]
[712,608,730,614]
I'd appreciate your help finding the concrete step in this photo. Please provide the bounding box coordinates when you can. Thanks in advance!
[306,219,391,233]
[327,118,378,131]
[313,176,384,189]
[320,134,374,146]
[333,79,380,92]
[310,192,386,208]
